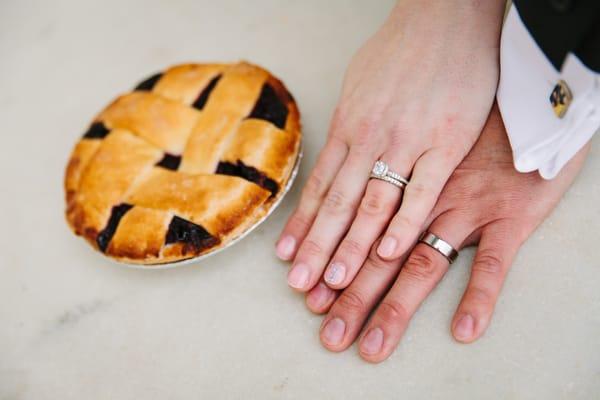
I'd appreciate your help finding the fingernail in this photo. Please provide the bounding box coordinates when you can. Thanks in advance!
[361,327,384,355]
[322,318,346,345]
[287,263,310,289]
[307,282,330,310]
[454,314,475,341]
[276,236,296,260]
[378,236,397,258]
[324,262,346,285]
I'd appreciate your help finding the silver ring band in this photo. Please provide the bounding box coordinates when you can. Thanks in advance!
[419,231,459,264]
[370,160,409,187]
[385,169,409,186]
[369,173,406,189]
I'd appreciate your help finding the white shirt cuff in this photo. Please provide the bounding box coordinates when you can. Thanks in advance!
[497,5,600,180]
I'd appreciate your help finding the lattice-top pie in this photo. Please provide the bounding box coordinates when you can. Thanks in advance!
[65,62,301,265]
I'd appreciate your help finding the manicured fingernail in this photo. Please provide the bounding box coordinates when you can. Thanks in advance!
[322,318,346,345]
[276,236,296,260]
[287,263,310,289]
[454,314,474,341]
[361,327,384,355]
[378,236,397,258]
[307,282,330,310]
[324,262,346,285]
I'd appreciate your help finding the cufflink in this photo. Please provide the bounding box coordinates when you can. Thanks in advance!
[550,79,572,118]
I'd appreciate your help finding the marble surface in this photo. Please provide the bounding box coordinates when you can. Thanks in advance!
[1,1,599,399]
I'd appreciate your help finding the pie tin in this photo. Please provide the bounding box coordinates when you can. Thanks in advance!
[106,143,303,269]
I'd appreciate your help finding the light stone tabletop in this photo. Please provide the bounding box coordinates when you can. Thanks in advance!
[1,1,599,399]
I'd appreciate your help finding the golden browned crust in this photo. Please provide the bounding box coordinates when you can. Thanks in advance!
[64,61,301,265]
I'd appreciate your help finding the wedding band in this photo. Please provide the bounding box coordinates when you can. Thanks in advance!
[419,231,459,264]
[371,174,406,189]
[370,160,409,187]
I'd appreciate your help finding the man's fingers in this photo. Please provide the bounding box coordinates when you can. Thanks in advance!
[377,148,458,260]
[358,212,470,363]
[319,239,407,352]
[276,137,348,261]
[451,221,523,343]
[306,280,339,314]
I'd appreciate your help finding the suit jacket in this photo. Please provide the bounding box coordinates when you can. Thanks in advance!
[514,0,600,71]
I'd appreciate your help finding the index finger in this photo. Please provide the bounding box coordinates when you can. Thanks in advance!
[276,136,348,260]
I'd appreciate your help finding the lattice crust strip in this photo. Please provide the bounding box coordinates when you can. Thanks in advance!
[152,64,226,105]
[97,92,201,155]
[64,61,301,265]
[67,129,164,236]
[179,63,269,173]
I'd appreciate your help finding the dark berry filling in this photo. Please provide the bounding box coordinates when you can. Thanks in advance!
[156,153,182,171]
[216,160,279,196]
[247,83,288,129]
[165,216,219,255]
[192,75,222,110]
[134,72,163,91]
[83,122,110,139]
[97,204,134,252]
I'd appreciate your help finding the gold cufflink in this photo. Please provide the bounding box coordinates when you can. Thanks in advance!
[550,79,572,118]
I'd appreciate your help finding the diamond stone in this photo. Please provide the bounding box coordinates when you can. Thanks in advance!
[372,160,387,177]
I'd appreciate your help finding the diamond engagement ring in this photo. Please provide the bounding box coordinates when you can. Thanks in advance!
[370,160,409,188]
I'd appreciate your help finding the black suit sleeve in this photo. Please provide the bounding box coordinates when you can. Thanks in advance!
[513,0,600,72]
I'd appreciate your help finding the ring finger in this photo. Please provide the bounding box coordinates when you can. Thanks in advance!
[276,136,348,260]
[322,152,414,289]
[358,211,471,363]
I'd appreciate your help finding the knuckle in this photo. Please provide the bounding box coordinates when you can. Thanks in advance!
[323,189,351,213]
[388,120,410,143]
[392,214,417,232]
[466,285,493,307]
[303,173,326,200]
[405,181,432,200]
[288,211,312,232]
[439,144,461,160]
[339,238,364,257]
[472,249,504,276]
[352,116,380,150]
[328,107,347,139]
[301,239,323,257]
[377,300,410,326]
[359,190,389,216]
[336,289,368,314]
[435,112,474,141]
[402,251,439,283]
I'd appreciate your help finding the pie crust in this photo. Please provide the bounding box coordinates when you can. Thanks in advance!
[65,62,301,265]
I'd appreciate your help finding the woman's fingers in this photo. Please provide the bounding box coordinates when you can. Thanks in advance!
[357,212,470,363]
[286,145,376,292]
[377,148,459,260]
[319,239,408,352]
[276,136,348,260]
[451,221,523,343]
[322,153,413,289]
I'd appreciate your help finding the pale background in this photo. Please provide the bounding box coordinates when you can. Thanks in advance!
[0,1,599,399]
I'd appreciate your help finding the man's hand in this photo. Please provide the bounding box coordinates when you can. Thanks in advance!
[275,0,506,294]
[304,104,590,363]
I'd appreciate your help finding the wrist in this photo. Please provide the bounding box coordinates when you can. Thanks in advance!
[385,0,506,47]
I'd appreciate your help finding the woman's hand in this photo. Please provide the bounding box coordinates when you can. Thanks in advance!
[276,0,506,292]
[305,104,590,363]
